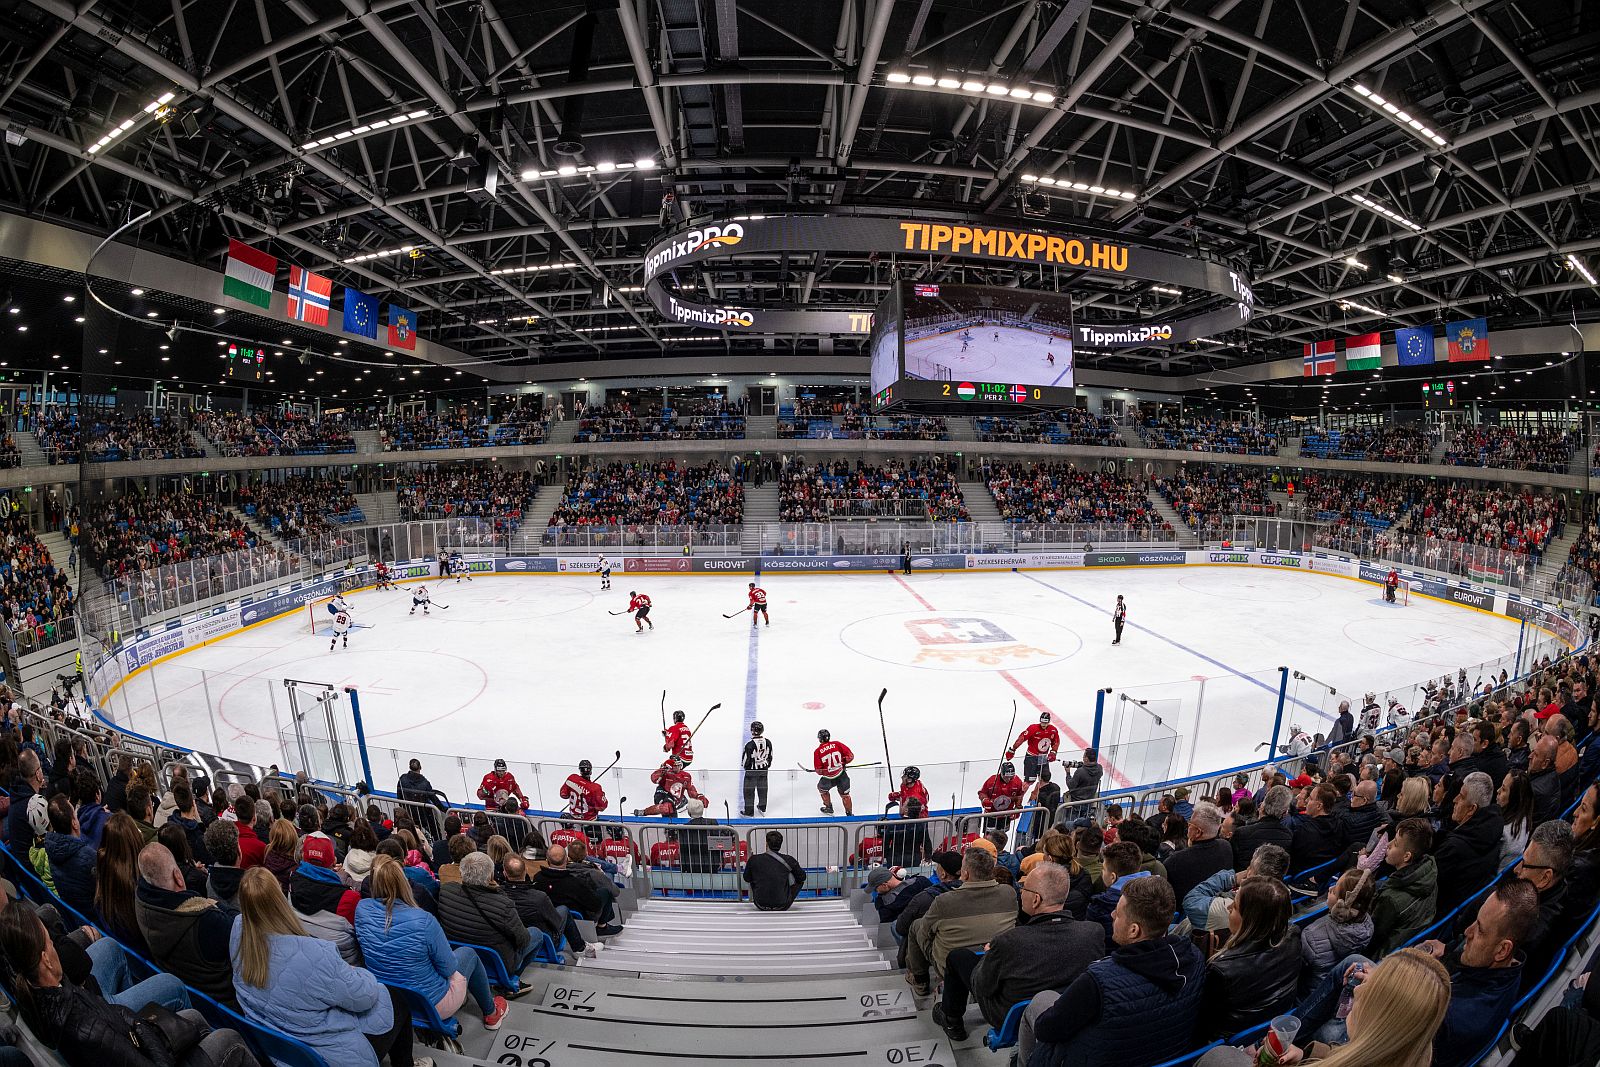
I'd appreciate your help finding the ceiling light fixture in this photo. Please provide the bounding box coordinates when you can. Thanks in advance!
[1343,256,1368,270]
[1151,285,1181,296]
[887,70,1054,106]
[487,261,570,277]
[519,158,656,182]
[1339,299,1384,316]
[341,244,420,265]
[1348,192,1424,232]
[1019,174,1137,201]
[87,91,175,154]
[1350,84,1449,148]
[300,109,432,151]
[1566,254,1598,286]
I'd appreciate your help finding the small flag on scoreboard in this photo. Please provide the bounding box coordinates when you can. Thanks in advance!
[1446,317,1491,362]
[1344,332,1381,371]
[222,239,276,309]
[286,265,332,326]
[386,304,418,350]
[342,288,378,339]
[1302,340,1335,377]
[1395,324,1435,365]
[956,382,976,400]
[1009,384,1028,403]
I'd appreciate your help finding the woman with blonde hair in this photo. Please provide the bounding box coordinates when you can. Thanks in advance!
[1196,947,1451,1067]
[353,855,509,1031]
[231,867,426,1067]
[264,817,299,891]
[485,834,513,874]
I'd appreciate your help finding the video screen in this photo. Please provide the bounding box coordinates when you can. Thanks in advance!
[868,287,902,400]
[901,282,1074,389]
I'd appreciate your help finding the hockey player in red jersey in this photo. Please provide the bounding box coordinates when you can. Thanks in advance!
[598,826,640,866]
[662,710,695,766]
[648,831,680,868]
[637,757,706,817]
[1005,713,1061,782]
[559,759,608,819]
[978,761,1027,830]
[1385,568,1400,603]
[548,823,591,851]
[813,729,855,815]
[887,765,930,817]
[476,758,528,809]
[374,561,393,590]
[747,582,769,627]
[628,590,654,632]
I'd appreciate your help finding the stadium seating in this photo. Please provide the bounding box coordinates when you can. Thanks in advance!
[778,459,968,521]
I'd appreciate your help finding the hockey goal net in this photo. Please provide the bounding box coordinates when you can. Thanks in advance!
[1382,578,1411,606]
[305,579,362,634]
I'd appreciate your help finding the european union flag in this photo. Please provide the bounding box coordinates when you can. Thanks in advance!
[343,287,378,339]
[1395,324,1434,366]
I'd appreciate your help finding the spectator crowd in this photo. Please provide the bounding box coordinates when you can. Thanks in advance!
[1140,414,1280,456]
[982,461,1159,530]
[547,460,743,528]
[1444,424,1577,474]
[192,410,357,457]
[575,399,746,443]
[779,459,968,522]
[237,477,364,540]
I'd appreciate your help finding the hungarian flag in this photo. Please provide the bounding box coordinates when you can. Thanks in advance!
[386,304,418,350]
[223,239,276,308]
[1302,340,1335,376]
[1447,317,1490,361]
[286,266,332,326]
[1345,332,1381,371]
[955,382,976,400]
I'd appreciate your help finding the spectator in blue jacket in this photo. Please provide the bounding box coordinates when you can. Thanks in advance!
[1087,842,1149,952]
[5,750,41,855]
[73,773,109,851]
[41,796,96,919]
[231,867,426,1067]
[1415,877,1538,1067]
[354,855,509,1031]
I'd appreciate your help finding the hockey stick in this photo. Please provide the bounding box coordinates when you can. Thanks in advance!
[660,691,666,733]
[723,800,731,821]
[797,761,882,772]
[875,688,894,786]
[999,700,1018,767]
[609,609,629,616]
[721,605,751,619]
[688,702,722,738]
[597,749,622,779]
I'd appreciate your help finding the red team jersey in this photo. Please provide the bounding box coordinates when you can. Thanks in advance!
[476,770,527,808]
[978,773,1028,813]
[887,780,930,810]
[851,836,885,865]
[629,593,652,611]
[1007,723,1060,760]
[559,773,608,819]
[663,723,694,764]
[599,837,640,864]
[813,741,854,778]
[648,840,680,867]
[748,587,768,607]
[650,762,706,807]
[549,826,591,851]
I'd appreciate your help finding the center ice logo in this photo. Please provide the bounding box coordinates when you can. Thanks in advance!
[904,616,1055,666]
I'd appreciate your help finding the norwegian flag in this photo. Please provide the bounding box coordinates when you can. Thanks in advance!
[1302,340,1336,376]
[286,265,332,326]
[1009,384,1029,403]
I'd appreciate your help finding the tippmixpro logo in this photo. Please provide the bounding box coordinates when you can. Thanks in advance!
[645,222,746,278]
[1260,555,1302,568]
[1209,552,1250,563]
[1075,323,1175,346]
[667,295,756,328]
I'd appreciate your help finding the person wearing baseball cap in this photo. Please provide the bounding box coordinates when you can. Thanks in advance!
[290,829,363,961]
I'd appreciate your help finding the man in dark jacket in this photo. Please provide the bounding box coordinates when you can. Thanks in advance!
[743,830,807,911]
[1022,875,1204,1067]
[1066,749,1103,802]
[677,799,728,875]
[1370,818,1439,955]
[533,844,605,930]
[438,852,532,972]
[1289,783,1345,876]
[932,861,1105,1041]
[502,854,587,955]
[1161,802,1233,903]
[1233,785,1295,871]
[1326,701,1355,748]
[133,842,239,1008]
[431,814,462,872]
[104,754,131,814]
[42,797,96,919]
[879,800,932,867]
[1417,878,1537,1067]
[893,851,961,967]
[869,866,932,927]
[1433,772,1506,913]
[1337,780,1384,857]
[1527,736,1562,827]
[5,750,42,856]
[202,819,244,909]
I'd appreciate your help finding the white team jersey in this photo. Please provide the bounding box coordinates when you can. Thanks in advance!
[332,612,352,635]
[413,587,431,603]
[330,596,351,615]
[599,559,611,575]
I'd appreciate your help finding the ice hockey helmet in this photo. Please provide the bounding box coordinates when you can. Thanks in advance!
[903,765,921,782]
[1039,712,1051,724]
[578,759,592,777]
[493,758,507,771]
[672,709,686,724]
[817,728,831,743]
[999,760,1016,778]
[750,721,764,735]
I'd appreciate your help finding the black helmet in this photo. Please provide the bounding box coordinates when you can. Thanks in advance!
[750,721,764,735]
[903,766,921,782]
[672,710,686,724]
[817,729,830,743]
[493,758,507,771]
[748,581,755,588]
[1039,712,1051,724]
[999,761,1016,778]
[578,759,592,777]
[629,590,636,596]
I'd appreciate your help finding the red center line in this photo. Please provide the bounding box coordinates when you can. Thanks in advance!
[888,572,1133,789]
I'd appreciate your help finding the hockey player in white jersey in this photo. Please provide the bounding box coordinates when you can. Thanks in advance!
[329,609,351,651]
[410,585,431,616]
[597,555,612,591]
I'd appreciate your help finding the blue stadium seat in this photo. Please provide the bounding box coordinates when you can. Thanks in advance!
[985,999,1028,1051]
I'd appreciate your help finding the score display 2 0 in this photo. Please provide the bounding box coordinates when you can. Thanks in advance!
[944,381,1038,403]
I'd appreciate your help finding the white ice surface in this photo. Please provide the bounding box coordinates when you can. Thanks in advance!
[905,323,1074,388]
[102,566,1526,817]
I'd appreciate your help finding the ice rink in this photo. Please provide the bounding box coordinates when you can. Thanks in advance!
[905,323,1074,387]
[102,565,1529,818]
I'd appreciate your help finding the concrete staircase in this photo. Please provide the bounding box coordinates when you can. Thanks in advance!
[946,416,978,442]
[1148,490,1201,548]
[743,414,777,440]
[1429,434,1449,465]
[1278,437,1303,460]
[354,491,400,525]
[960,481,1003,523]
[37,530,82,590]
[1533,524,1579,584]
[351,429,383,454]
[508,487,560,553]
[187,431,216,457]
[544,419,579,446]
[1116,423,1145,449]
[14,432,47,467]
[741,484,780,554]
[230,505,277,545]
